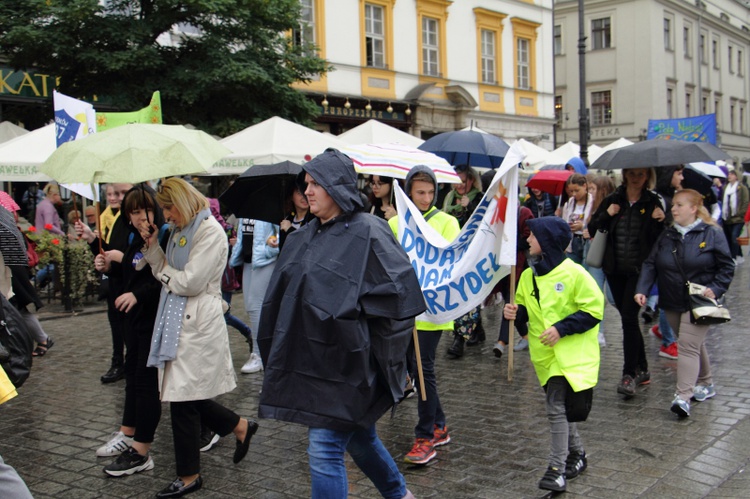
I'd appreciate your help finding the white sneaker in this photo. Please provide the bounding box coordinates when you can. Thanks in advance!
[736,256,745,265]
[241,353,263,374]
[96,431,134,457]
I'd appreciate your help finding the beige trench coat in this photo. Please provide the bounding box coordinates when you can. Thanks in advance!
[143,215,237,402]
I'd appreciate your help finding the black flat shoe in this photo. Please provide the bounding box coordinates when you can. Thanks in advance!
[101,364,125,384]
[233,419,259,464]
[155,475,202,498]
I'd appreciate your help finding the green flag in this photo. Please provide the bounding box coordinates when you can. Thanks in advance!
[95,91,162,131]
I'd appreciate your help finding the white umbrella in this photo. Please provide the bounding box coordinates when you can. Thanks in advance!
[210,116,348,175]
[338,120,423,147]
[689,162,726,178]
[339,142,460,183]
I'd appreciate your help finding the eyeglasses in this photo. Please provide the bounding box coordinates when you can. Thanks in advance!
[370,181,386,188]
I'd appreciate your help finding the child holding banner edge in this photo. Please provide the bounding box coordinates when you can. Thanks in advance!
[389,165,460,466]
[503,217,603,493]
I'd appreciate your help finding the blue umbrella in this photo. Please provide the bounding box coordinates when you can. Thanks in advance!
[418,130,510,168]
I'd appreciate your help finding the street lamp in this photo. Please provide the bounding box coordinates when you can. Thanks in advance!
[578,0,590,165]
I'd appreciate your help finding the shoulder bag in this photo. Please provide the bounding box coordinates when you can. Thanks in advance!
[672,247,730,325]
[584,230,607,269]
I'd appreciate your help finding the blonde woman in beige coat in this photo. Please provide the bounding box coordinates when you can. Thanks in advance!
[139,178,258,499]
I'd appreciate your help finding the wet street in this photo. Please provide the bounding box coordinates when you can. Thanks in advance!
[2,264,750,498]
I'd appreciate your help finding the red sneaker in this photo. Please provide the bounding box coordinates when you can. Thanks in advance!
[404,438,437,464]
[432,425,451,447]
[659,342,678,360]
[650,325,662,340]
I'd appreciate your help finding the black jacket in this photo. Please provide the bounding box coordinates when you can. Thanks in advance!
[257,150,426,431]
[636,222,734,312]
[588,186,664,275]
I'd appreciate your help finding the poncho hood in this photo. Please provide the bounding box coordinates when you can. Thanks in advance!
[404,164,438,211]
[527,217,572,276]
[303,149,364,216]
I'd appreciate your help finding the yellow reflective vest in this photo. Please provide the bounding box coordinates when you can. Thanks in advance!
[516,258,603,391]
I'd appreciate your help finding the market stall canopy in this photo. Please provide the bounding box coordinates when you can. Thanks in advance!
[514,139,567,171]
[551,141,580,161]
[338,120,424,147]
[0,124,55,182]
[0,122,28,145]
[209,116,348,175]
[588,137,634,165]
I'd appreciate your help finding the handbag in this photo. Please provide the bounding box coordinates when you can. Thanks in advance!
[584,229,607,268]
[672,248,731,325]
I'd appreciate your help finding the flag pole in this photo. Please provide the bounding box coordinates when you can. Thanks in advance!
[412,326,426,401]
[507,265,517,382]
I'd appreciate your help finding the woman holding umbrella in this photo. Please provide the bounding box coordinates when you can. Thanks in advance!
[588,168,665,398]
[139,177,257,498]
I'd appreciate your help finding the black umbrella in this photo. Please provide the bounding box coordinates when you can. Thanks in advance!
[418,130,510,168]
[682,165,714,195]
[0,207,28,267]
[590,139,731,170]
[219,161,303,224]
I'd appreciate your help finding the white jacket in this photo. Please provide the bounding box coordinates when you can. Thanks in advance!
[143,216,237,402]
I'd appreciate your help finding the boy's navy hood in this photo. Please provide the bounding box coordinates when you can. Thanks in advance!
[303,149,364,215]
[526,217,572,276]
[404,165,438,211]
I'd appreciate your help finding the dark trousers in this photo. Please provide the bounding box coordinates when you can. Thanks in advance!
[407,330,445,440]
[723,222,743,259]
[106,298,126,366]
[170,399,240,476]
[121,328,161,444]
[606,272,648,377]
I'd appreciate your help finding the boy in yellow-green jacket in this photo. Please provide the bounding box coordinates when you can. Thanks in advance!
[504,217,603,493]
[389,165,460,466]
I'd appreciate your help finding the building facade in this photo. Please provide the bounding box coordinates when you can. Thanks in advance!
[554,0,750,166]
[294,0,556,148]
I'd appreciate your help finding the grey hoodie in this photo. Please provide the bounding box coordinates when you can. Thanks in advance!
[404,164,438,212]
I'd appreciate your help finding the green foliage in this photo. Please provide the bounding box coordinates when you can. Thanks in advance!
[0,0,330,135]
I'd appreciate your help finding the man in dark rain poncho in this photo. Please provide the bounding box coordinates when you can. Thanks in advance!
[257,149,425,499]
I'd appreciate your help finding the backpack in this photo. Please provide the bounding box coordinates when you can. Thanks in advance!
[0,294,34,388]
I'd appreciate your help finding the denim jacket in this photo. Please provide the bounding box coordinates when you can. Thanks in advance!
[229,219,280,269]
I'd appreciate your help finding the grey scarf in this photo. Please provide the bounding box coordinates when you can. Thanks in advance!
[148,208,211,368]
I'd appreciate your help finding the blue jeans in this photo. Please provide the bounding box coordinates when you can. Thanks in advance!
[222,290,252,351]
[658,309,676,346]
[35,264,55,287]
[308,426,406,499]
[566,235,585,264]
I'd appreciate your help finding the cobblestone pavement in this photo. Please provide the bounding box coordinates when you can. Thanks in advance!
[2,265,750,498]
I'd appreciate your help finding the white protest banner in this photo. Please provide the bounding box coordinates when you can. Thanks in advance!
[52,91,99,201]
[395,142,526,324]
